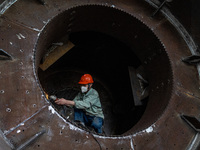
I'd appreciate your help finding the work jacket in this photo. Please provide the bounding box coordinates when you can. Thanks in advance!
[73,88,104,119]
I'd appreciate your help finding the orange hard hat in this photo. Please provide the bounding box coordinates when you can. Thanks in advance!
[78,74,94,84]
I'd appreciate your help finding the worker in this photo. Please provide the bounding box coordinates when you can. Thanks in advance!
[55,74,104,134]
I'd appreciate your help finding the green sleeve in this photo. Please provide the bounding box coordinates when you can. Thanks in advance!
[74,93,99,109]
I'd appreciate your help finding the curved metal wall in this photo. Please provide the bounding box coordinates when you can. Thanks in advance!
[0,0,200,149]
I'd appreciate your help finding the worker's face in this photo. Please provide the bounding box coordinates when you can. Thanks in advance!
[80,84,92,93]
[80,84,89,93]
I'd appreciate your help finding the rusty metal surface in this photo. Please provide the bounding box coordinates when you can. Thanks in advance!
[0,0,200,149]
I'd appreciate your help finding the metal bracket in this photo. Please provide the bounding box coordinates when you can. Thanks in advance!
[128,66,149,106]
[16,130,46,150]
[151,0,173,17]
[182,55,200,65]
[39,41,74,71]
[0,130,15,149]
[181,115,200,132]
[181,115,200,149]
[0,49,12,60]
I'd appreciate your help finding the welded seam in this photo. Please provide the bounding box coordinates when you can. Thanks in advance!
[3,105,48,136]
[1,16,45,34]
[184,91,200,99]
[175,81,200,100]
[0,0,18,15]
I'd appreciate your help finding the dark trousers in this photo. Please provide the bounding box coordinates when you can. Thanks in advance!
[74,108,103,133]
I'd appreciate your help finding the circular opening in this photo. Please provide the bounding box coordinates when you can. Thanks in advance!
[34,5,173,136]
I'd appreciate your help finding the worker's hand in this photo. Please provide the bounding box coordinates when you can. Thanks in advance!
[65,100,75,106]
[55,98,75,106]
[55,98,67,105]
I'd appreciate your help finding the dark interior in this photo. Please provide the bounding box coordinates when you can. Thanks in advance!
[35,5,173,136]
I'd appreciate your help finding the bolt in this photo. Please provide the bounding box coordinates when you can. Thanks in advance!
[6,108,11,112]
[0,90,4,94]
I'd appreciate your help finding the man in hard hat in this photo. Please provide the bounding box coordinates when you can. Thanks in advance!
[55,74,104,134]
